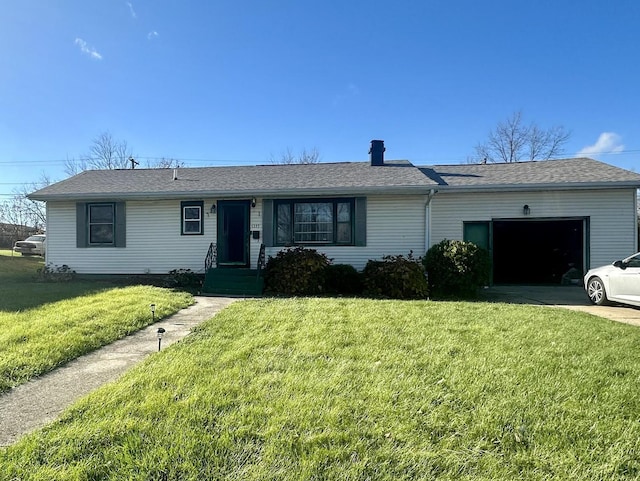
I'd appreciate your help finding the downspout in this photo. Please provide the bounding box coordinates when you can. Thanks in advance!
[424,189,437,253]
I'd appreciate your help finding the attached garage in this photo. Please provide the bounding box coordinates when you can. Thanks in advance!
[425,158,640,286]
[492,218,586,284]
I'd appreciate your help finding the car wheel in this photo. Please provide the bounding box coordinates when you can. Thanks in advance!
[587,276,610,306]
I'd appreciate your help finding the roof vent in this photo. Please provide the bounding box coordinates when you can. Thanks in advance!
[172,168,178,180]
[369,139,385,166]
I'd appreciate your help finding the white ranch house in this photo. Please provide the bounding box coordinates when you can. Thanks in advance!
[30,140,640,292]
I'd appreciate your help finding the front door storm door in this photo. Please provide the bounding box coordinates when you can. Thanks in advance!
[217,200,250,267]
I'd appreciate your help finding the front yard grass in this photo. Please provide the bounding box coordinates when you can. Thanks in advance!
[2,298,639,480]
[0,250,193,392]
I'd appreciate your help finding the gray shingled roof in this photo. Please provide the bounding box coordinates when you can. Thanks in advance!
[422,157,640,190]
[29,157,640,201]
[29,160,437,200]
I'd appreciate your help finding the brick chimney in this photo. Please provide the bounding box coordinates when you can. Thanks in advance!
[369,139,385,166]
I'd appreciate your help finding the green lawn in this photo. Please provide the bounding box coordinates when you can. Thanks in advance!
[0,249,193,392]
[2,298,639,480]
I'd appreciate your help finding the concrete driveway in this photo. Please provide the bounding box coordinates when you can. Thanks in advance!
[481,285,640,327]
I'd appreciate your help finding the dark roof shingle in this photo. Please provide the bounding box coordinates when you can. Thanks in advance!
[30,157,640,201]
[422,157,640,189]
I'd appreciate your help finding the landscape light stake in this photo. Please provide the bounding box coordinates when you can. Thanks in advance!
[157,327,165,351]
[150,303,156,322]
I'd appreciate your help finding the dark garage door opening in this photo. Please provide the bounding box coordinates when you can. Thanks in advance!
[493,219,584,284]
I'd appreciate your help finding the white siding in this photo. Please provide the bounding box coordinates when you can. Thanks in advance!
[265,195,427,270]
[47,200,219,274]
[48,196,428,274]
[430,188,638,268]
[47,188,637,275]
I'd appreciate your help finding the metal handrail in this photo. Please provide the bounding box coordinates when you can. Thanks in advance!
[257,243,266,277]
[205,242,217,271]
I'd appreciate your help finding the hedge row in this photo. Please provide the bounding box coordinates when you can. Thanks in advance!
[263,240,491,300]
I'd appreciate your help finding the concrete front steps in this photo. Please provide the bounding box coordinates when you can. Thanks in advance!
[202,268,264,296]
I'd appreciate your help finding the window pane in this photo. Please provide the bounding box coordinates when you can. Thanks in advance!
[337,202,350,222]
[90,224,114,244]
[184,206,201,220]
[184,220,201,233]
[89,205,114,222]
[277,203,292,244]
[337,222,351,243]
[294,202,333,243]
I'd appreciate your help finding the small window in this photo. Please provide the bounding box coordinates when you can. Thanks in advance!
[77,202,125,248]
[181,201,204,235]
[89,204,115,245]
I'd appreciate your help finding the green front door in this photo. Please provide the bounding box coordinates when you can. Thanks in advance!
[217,200,250,267]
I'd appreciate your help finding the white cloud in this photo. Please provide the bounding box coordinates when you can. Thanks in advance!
[126,2,137,18]
[147,30,159,40]
[577,132,624,158]
[74,38,102,60]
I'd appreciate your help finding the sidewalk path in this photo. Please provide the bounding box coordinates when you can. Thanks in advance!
[0,296,237,447]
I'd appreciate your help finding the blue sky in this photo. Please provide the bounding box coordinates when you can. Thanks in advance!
[2,0,640,198]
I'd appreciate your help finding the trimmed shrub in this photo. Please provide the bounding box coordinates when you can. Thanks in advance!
[362,252,428,300]
[423,239,491,297]
[264,247,331,295]
[324,264,363,296]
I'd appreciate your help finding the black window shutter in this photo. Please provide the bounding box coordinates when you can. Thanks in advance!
[354,197,367,246]
[262,199,274,247]
[115,202,126,247]
[76,203,87,248]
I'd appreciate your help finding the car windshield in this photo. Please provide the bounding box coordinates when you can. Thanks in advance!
[25,236,45,242]
[625,253,640,268]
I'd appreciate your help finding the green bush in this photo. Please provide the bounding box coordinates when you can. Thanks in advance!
[324,264,363,296]
[423,239,491,297]
[264,247,331,295]
[362,252,428,300]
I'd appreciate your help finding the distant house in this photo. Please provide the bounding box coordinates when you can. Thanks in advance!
[30,140,640,290]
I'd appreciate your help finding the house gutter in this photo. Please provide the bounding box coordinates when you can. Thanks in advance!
[433,181,640,193]
[424,189,437,253]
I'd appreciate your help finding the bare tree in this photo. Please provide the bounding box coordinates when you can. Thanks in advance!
[145,158,186,169]
[0,173,50,234]
[65,132,189,175]
[270,147,321,164]
[473,111,571,163]
[65,131,133,176]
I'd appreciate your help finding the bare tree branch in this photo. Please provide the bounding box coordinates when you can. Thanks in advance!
[0,173,50,232]
[270,147,321,164]
[474,111,571,163]
[64,131,133,175]
[146,158,186,169]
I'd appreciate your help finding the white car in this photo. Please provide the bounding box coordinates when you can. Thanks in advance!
[13,234,46,256]
[584,252,640,307]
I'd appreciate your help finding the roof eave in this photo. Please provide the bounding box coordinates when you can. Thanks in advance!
[435,181,640,193]
[28,185,433,202]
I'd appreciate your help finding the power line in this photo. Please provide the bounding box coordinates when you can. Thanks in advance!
[1,148,639,170]
[0,156,261,165]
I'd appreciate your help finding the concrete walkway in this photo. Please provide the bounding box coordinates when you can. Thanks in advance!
[482,285,640,327]
[0,296,237,447]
